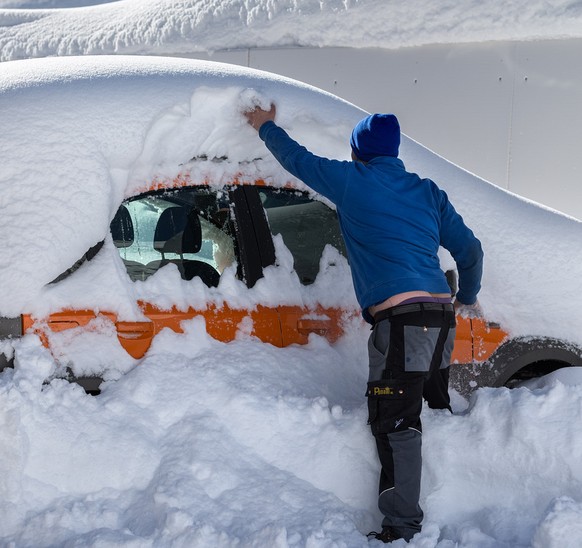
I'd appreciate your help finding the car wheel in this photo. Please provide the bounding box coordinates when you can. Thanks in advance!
[450,336,582,395]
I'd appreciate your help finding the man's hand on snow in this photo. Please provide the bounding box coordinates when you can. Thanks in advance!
[454,299,483,318]
[244,103,276,131]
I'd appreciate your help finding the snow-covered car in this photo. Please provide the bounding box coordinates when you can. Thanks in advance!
[1,56,581,394]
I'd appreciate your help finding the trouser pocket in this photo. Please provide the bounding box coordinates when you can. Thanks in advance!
[366,376,424,436]
[402,325,440,372]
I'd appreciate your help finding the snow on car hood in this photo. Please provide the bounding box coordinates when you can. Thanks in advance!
[1,55,581,346]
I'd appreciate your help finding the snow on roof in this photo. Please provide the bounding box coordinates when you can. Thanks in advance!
[1,0,582,62]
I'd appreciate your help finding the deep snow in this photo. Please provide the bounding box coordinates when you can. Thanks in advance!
[4,324,582,548]
[1,45,582,548]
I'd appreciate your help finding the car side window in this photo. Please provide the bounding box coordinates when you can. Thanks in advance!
[259,188,347,284]
[110,187,236,286]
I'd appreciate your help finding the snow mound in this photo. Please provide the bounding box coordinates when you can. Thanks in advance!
[3,0,582,61]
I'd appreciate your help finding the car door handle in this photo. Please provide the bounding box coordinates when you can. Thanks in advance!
[297,318,332,335]
[47,320,81,332]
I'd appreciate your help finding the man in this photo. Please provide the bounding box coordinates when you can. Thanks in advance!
[244,105,483,543]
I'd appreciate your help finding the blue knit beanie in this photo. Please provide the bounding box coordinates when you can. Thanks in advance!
[350,113,400,161]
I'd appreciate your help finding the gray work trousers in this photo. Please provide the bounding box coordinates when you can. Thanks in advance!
[366,303,456,541]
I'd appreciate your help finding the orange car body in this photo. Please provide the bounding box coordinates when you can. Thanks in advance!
[22,303,508,364]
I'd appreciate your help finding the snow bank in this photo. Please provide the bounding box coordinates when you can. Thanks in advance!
[0,321,377,546]
[2,0,582,62]
[0,0,116,6]
[3,318,582,547]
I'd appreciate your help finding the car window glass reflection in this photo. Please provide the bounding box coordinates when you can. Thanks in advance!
[110,188,235,286]
[259,188,347,285]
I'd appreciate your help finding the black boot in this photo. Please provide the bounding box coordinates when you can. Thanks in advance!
[367,526,402,543]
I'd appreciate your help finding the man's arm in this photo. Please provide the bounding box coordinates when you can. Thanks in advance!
[243,104,350,205]
[438,192,484,309]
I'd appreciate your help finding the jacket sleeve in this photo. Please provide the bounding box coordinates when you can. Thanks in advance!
[438,189,483,305]
[259,121,350,205]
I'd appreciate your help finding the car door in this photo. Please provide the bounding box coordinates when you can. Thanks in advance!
[246,186,357,345]
[109,182,355,354]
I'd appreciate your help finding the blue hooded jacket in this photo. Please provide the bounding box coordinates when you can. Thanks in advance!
[258,120,483,322]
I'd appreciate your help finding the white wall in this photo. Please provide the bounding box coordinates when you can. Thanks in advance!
[182,39,582,220]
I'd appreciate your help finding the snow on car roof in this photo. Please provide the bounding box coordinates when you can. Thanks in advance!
[0,55,363,317]
[1,54,581,348]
